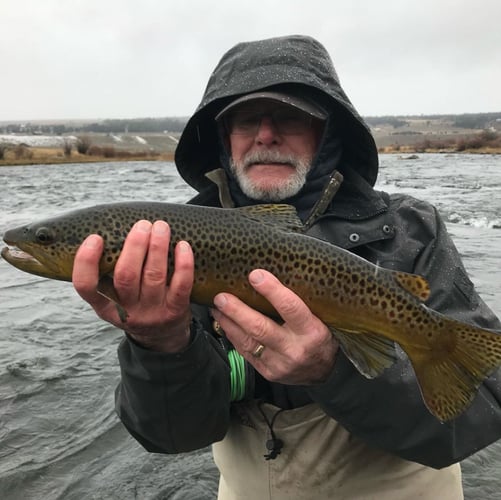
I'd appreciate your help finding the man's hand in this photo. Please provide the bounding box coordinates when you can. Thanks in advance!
[211,269,338,385]
[72,220,195,353]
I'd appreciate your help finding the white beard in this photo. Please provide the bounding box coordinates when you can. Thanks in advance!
[230,150,312,202]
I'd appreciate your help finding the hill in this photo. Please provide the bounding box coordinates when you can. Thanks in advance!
[366,112,501,152]
[1,112,500,165]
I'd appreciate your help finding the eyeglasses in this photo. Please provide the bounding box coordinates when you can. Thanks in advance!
[222,107,315,136]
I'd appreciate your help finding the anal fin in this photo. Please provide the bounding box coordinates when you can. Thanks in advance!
[330,327,397,378]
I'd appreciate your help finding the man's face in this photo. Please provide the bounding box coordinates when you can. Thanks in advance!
[223,100,324,201]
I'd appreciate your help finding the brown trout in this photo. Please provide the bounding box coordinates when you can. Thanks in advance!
[2,201,501,421]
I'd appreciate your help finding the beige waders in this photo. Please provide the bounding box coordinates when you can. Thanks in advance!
[213,402,463,500]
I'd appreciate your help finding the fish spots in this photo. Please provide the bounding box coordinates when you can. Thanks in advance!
[9,201,501,423]
[9,202,442,345]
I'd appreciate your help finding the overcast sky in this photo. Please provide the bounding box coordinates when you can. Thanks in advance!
[1,0,500,121]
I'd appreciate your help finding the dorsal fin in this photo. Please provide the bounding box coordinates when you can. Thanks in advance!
[236,204,304,232]
[394,271,431,302]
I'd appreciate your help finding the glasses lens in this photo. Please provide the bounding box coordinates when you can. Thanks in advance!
[226,107,312,136]
[227,111,261,135]
[273,109,312,135]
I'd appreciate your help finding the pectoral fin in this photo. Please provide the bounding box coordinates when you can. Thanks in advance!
[97,275,129,322]
[330,327,397,378]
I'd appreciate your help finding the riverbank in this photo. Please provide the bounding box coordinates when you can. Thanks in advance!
[379,145,501,155]
[1,146,499,167]
[0,146,175,166]
[0,131,179,167]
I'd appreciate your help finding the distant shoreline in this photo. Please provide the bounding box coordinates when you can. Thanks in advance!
[1,122,500,167]
[378,146,501,155]
[0,151,175,167]
[0,148,499,168]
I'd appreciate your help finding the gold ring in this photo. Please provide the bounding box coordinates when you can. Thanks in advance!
[252,344,265,358]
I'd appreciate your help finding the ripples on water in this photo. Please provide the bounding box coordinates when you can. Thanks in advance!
[378,154,501,229]
[0,156,500,499]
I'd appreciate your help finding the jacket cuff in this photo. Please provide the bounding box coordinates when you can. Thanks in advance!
[120,317,209,371]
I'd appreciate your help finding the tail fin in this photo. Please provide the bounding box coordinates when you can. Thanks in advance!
[409,315,501,422]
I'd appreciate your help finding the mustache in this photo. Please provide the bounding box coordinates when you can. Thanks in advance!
[239,150,304,170]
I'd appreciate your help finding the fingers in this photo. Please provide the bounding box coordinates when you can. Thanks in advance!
[212,293,274,353]
[212,269,312,351]
[73,219,194,316]
[72,219,195,352]
[113,220,154,305]
[73,234,110,310]
[115,220,193,308]
[212,269,338,384]
[248,269,314,330]
[166,241,195,316]
[213,269,313,350]
[139,221,171,304]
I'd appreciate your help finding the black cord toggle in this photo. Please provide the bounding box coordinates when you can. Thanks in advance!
[264,437,284,460]
[257,401,285,460]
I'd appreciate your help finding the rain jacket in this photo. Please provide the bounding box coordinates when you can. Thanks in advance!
[115,35,501,495]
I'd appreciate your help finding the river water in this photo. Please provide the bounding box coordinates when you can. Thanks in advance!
[0,154,500,499]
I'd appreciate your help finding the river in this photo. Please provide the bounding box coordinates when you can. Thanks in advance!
[0,154,500,499]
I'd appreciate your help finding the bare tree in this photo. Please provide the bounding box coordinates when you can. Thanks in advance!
[76,136,92,155]
[0,144,8,160]
[63,139,73,157]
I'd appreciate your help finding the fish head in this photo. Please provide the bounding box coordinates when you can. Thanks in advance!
[1,208,125,281]
[2,218,81,281]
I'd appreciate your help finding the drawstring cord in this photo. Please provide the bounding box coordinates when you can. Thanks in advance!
[257,402,284,460]
[303,170,344,231]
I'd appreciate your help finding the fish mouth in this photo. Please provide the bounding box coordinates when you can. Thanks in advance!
[1,241,74,281]
[1,245,45,272]
[0,241,51,278]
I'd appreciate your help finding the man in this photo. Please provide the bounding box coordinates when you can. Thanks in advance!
[73,35,501,499]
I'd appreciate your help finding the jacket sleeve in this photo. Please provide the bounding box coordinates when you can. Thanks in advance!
[307,201,501,469]
[115,316,231,453]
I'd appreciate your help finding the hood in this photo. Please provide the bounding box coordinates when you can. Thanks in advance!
[175,34,379,193]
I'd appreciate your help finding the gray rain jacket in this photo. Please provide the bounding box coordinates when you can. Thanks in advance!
[115,35,501,469]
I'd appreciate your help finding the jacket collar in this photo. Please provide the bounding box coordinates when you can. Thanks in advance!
[203,165,389,223]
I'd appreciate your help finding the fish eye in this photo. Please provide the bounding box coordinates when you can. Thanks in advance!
[35,227,54,244]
